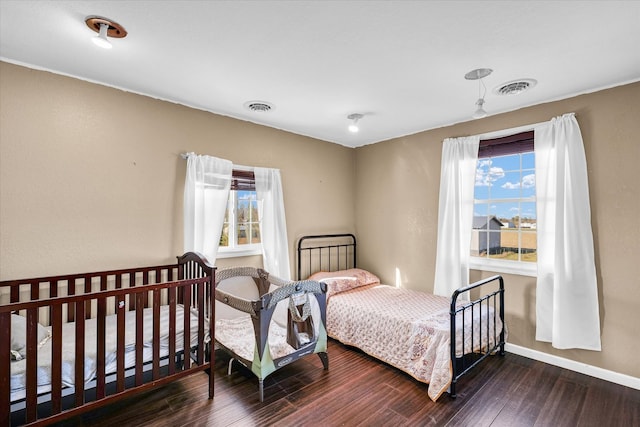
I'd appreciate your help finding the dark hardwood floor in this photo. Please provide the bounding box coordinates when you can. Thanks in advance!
[50,339,640,426]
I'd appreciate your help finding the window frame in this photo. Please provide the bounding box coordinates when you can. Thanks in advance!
[469,130,538,277]
[217,169,263,259]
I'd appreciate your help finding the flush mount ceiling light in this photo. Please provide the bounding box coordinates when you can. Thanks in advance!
[347,113,363,133]
[243,101,274,113]
[85,16,127,49]
[493,79,538,96]
[465,68,493,119]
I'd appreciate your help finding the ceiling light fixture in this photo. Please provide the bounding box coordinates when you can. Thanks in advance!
[465,68,493,119]
[85,16,127,50]
[347,113,363,133]
[93,23,112,49]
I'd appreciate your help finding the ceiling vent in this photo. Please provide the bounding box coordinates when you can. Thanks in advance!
[494,79,537,96]
[244,101,274,112]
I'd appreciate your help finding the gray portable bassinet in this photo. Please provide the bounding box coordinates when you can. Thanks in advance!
[213,267,328,401]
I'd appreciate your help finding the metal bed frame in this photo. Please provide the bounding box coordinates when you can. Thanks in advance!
[297,233,505,399]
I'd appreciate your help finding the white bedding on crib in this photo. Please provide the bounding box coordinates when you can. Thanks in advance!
[10,304,207,402]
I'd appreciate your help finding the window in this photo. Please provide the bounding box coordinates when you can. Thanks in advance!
[218,169,262,258]
[470,131,537,276]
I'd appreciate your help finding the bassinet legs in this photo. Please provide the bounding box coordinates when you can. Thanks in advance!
[226,353,329,402]
[318,352,329,370]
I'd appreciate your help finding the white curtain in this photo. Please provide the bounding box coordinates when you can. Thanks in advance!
[433,136,480,298]
[255,167,291,280]
[183,154,233,263]
[534,113,601,350]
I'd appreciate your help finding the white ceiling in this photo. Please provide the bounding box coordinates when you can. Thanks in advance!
[1,1,639,148]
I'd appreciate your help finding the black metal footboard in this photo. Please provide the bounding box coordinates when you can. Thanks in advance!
[449,275,505,398]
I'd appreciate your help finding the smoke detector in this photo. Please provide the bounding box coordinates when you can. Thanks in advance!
[494,79,537,96]
[244,101,274,113]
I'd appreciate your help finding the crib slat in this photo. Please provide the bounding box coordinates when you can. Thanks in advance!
[100,274,108,291]
[208,270,216,399]
[51,303,63,415]
[153,290,161,379]
[10,285,19,303]
[0,312,10,427]
[30,280,39,301]
[75,301,86,408]
[128,272,136,311]
[49,279,59,326]
[68,278,76,322]
[183,284,191,370]
[96,297,107,399]
[116,294,126,393]
[25,308,38,423]
[143,271,149,308]
[168,287,176,375]
[84,275,92,319]
[135,292,144,386]
[196,280,205,365]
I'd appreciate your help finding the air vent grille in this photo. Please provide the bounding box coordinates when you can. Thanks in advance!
[244,101,274,112]
[494,79,537,96]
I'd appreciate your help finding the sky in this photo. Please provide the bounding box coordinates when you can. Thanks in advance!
[474,152,536,220]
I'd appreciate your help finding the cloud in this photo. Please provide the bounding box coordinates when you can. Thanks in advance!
[501,173,536,190]
[502,181,520,189]
[522,174,535,188]
[475,165,505,187]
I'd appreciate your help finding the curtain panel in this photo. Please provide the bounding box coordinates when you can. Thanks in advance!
[255,167,291,280]
[183,153,233,264]
[534,113,601,351]
[433,135,480,299]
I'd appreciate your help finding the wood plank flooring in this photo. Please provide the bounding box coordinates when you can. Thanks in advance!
[48,339,640,426]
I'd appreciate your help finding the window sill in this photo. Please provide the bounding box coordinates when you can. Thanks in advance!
[217,248,262,259]
[469,258,537,277]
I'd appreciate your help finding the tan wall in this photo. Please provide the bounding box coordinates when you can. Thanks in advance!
[355,82,640,379]
[0,62,355,279]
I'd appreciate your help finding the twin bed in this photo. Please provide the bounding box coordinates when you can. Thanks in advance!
[296,234,505,401]
[2,234,505,424]
[1,252,215,426]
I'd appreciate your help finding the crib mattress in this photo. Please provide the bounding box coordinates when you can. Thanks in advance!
[326,284,502,401]
[215,316,300,362]
[10,304,207,402]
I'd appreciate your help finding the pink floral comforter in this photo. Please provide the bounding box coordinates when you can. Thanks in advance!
[326,284,502,401]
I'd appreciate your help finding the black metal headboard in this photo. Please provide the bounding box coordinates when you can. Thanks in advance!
[297,234,356,280]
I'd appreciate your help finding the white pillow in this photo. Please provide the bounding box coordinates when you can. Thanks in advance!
[11,314,50,360]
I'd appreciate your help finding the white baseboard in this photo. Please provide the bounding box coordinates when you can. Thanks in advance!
[504,343,640,391]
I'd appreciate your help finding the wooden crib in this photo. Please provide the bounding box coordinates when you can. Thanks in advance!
[1,252,215,426]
